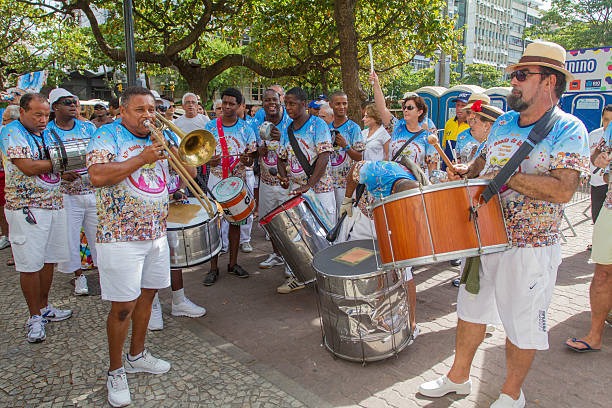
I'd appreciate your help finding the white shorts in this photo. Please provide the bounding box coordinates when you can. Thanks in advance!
[97,236,171,302]
[258,182,289,218]
[457,245,562,350]
[315,190,337,229]
[333,187,346,222]
[338,209,376,242]
[58,193,98,273]
[592,206,612,264]
[6,208,69,273]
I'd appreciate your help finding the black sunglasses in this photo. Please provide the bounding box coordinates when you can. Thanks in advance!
[23,207,37,225]
[58,98,78,106]
[510,70,549,82]
[402,105,416,111]
[156,105,168,112]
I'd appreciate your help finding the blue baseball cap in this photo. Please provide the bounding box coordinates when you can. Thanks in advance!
[308,100,322,109]
[452,92,471,103]
[316,94,328,101]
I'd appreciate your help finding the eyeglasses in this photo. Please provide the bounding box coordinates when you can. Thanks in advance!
[22,207,37,225]
[402,105,416,111]
[169,105,175,109]
[156,105,168,112]
[58,98,77,106]
[510,70,549,82]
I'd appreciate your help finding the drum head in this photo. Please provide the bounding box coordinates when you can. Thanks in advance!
[213,177,244,202]
[167,197,213,228]
[313,240,379,277]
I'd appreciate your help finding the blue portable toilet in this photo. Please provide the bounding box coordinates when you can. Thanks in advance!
[485,87,511,112]
[439,85,486,127]
[561,93,612,133]
[415,86,446,129]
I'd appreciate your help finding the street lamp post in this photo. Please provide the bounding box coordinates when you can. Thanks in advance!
[123,0,137,87]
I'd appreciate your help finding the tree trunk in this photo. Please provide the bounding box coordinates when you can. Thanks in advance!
[334,0,365,125]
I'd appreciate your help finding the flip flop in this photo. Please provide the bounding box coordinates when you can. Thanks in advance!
[565,338,601,353]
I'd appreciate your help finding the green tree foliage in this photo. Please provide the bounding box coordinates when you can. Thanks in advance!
[527,0,612,50]
[460,64,510,88]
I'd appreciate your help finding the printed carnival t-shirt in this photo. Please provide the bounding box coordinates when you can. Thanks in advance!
[278,115,334,193]
[86,122,170,243]
[250,110,293,187]
[481,108,589,247]
[390,122,438,171]
[1,120,62,210]
[46,119,97,195]
[204,118,257,180]
[329,119,364,188]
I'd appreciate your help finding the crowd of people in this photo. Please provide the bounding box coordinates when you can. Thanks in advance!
[0,40,610,408]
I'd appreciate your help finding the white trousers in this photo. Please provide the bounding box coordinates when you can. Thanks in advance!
[58,194,98,273]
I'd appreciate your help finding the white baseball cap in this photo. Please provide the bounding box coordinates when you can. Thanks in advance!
[150,90,162,101]
[48,88,76,111]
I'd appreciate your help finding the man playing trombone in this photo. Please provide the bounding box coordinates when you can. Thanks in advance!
[87,87,172,407]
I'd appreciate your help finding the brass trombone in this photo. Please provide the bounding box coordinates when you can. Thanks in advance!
[143,113,216,218]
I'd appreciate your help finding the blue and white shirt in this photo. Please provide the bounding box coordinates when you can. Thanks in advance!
[329,119,364,188]
[390,124,439,171]
[87,122,170,243]
[353,160,416,199]
[204,118,257,180]
[250,110,293,186]
[455,128,482,163]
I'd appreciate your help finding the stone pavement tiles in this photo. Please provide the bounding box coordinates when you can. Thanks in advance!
[0,265,308,407]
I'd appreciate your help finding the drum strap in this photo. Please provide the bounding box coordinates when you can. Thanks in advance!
[287,121,316,178]
[481,108,561,203]
[216,118,239,179]
[49,128,68,170]
[391,129,425,162]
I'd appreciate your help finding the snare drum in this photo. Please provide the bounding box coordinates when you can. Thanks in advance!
[47,139,89,173]
[212,176,255,223]
[259,193,331,284]
[313,240,411,362]
[372,179,510,269]
[167,197,222,268]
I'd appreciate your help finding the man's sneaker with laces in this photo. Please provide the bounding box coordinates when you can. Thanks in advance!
[277,276,305,294]
[240,242,253,253]
[148,294,163,331]
[490,389,525,408]
[74,274,89,296]
[228,264,249,278]
[259,253,284,269]
[41,304,72,322]
[0,235,10,250]
[124,349,171,374]
[26,315,46,343]
[171,297,207,318]
[107,367,131,407]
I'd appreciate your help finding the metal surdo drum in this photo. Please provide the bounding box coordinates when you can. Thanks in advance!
[167,197,222,268]
[372,179,510,270]
[212,176,255,223]
[313,240,412,363]
[259,192,332,284]
[47,139,89,174]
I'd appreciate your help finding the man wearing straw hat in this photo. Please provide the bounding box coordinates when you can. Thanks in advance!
[420,41,589,407]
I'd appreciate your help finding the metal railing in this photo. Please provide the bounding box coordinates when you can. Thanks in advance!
[562,176,592,240]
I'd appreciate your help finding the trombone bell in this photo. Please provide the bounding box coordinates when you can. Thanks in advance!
[154,112,216,166]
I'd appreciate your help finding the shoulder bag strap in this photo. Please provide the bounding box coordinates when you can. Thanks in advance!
[287,121,315,178]
[481,108,561,203]
[391,129,425,162]
[216,118,230,179]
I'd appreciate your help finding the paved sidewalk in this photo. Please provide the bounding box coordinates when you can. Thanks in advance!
[0,202,609,407]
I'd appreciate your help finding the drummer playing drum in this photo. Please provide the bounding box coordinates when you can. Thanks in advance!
[342,159,424,343]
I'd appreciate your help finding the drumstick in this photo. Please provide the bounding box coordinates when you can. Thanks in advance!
[427,134,456,173]
[368,43,374,84]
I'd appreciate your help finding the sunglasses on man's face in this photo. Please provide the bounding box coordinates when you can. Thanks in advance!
[156,105,168,112]
[402,105,416,111]
[58,98,78,106]
[509,70,548,82]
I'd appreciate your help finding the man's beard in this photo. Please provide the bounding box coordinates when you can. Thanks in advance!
[507,90,529,112]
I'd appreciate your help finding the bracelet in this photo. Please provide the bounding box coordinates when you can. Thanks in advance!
[343,144,351,152]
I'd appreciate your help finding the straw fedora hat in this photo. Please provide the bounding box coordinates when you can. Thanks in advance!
[468,101,505,122]
[506,41,573,81]
[463,93,491,111]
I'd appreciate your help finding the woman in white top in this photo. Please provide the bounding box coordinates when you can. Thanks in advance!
[362,104,390,161]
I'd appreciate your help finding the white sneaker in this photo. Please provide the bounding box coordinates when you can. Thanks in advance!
[418,375,472,397]
[0,235,10,250]
[41,303,72,322]
[124,349,171,374]
[277,277,305,294]
[171,297,207,318]
[26,315,46,343]
[148,294,163,331]
[107,367,131,407]
[259,254,284,269]
[74,274,89,296]
[240,242,253,253]
[490,390,525,408]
